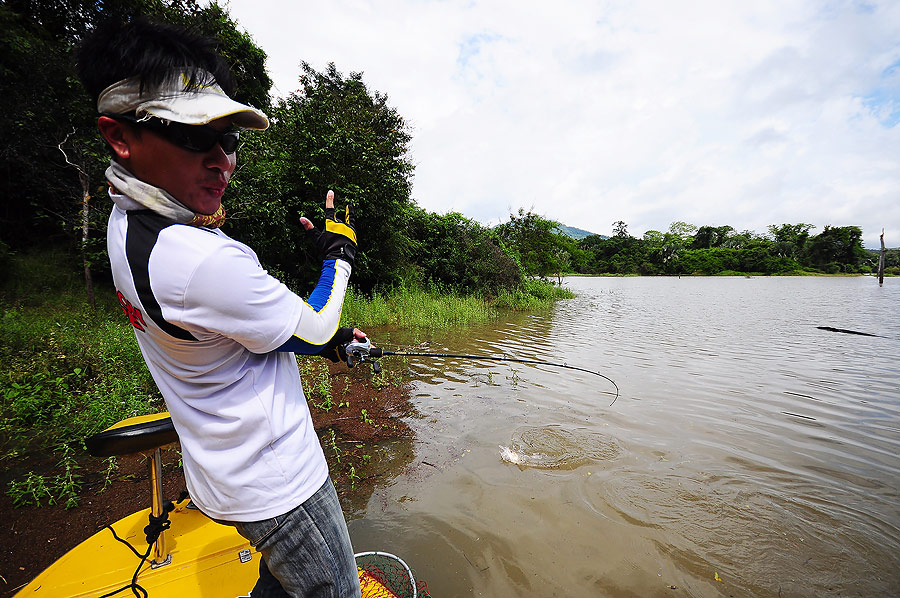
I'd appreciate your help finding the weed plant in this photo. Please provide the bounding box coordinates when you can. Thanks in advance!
[298,357,335,410]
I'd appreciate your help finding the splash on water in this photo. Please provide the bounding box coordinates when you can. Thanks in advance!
[498,445,523,464]
[499,425,620,470]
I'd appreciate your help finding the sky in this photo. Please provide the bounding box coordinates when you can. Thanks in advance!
[220,0,900,248]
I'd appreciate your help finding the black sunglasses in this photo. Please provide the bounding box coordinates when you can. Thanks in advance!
[105,113,241,155]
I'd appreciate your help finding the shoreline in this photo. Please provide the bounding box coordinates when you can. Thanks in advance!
[560,271,891,277]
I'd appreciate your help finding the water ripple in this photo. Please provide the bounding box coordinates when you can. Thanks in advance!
[499,424,621,469]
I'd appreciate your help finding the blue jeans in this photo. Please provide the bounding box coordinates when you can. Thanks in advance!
[228,477,360,598]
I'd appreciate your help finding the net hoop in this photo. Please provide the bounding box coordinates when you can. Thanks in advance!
[354,551,417,598]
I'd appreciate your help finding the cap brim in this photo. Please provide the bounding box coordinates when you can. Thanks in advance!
[138,93,269,130]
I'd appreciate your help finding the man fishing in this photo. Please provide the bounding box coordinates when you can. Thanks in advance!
[77,17,363,597]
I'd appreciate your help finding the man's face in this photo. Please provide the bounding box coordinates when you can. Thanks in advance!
[112,116,237,215]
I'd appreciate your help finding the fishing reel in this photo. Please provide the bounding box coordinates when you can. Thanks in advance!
[344,338,384,373]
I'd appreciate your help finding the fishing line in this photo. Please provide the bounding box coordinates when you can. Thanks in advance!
[348,343,620,407]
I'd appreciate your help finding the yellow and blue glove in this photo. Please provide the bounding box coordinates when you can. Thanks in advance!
[306,204,358,265]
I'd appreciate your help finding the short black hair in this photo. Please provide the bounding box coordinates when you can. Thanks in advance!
[76,17,234,108]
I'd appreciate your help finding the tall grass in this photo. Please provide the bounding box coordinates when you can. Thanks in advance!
[493,278,575,310]
[341,278,573,328]
[342,285,491,328]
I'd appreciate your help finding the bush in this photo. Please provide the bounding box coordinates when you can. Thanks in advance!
[405,209,521,294]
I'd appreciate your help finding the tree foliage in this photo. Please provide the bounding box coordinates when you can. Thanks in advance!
[801,225,869,273]
[691,225,734,249]
[1,1,97,249]
[494,209,572,279]
[0,0,270,259]
[574,221,873,275]
[405,208,521,293]
[227,62,415,292]
[768,223,813,260]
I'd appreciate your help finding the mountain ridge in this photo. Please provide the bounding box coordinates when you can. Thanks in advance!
[557,224,605,240]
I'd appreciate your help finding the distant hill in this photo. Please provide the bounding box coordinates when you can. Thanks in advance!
[558,225,605,240]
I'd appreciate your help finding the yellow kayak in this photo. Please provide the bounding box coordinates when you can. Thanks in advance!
[16,413,424,598]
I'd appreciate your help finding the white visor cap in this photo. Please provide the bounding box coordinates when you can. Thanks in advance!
[97,68,269,130]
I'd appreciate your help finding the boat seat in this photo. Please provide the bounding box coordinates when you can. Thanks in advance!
[85,412,178,458]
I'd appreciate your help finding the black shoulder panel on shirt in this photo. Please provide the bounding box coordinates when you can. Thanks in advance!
[125,210,199,342]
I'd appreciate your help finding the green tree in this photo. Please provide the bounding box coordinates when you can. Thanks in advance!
[768,223,814,259]
[721,229,757,249]
[879,247,900,275]
[675,247,739,274]
[642,230,665,248]
[691,225,734,249]
[639,230,683,274]
[668,221,697,245]
[736,240,792,274]
[578,233,646,274]
[548,233,588,282]
[495,209,568,279]
[0,1,96,250]
[802,225,870,273]
[404,208,520,293]
[579,234,608,253]
[228,62,414,292]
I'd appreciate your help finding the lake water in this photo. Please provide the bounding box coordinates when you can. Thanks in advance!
[347,277,900,597]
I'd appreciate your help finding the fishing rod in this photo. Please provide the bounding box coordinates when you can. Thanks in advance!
[344,338,620,406]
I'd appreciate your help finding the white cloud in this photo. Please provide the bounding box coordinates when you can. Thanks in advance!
[222,0,900,247]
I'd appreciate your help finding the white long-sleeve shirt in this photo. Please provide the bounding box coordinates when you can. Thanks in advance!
[107,195,350,521]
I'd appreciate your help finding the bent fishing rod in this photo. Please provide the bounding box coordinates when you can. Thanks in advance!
[343,338,620,407]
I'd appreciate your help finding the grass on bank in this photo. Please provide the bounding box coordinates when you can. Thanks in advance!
[341,277,573,328]
[0,248,572,508]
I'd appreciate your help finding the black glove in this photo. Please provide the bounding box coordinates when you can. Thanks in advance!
[316,327,357,363]
[306,205,358,265]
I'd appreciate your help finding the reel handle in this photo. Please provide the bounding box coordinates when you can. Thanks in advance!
[344,338,382,371]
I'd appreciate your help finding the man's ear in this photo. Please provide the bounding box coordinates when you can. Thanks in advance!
[97,116,131,159]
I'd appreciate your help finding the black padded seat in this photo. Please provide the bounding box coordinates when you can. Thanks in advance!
[85,412,178,457]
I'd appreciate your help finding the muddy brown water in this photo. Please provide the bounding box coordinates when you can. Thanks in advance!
[348,276,900,597]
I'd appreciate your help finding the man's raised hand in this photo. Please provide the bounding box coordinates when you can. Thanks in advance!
[301,190,358,266]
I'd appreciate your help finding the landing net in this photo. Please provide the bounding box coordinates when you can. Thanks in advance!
[355,551,431,598]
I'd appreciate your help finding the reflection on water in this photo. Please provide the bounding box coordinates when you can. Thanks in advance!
[349,277,900,597]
